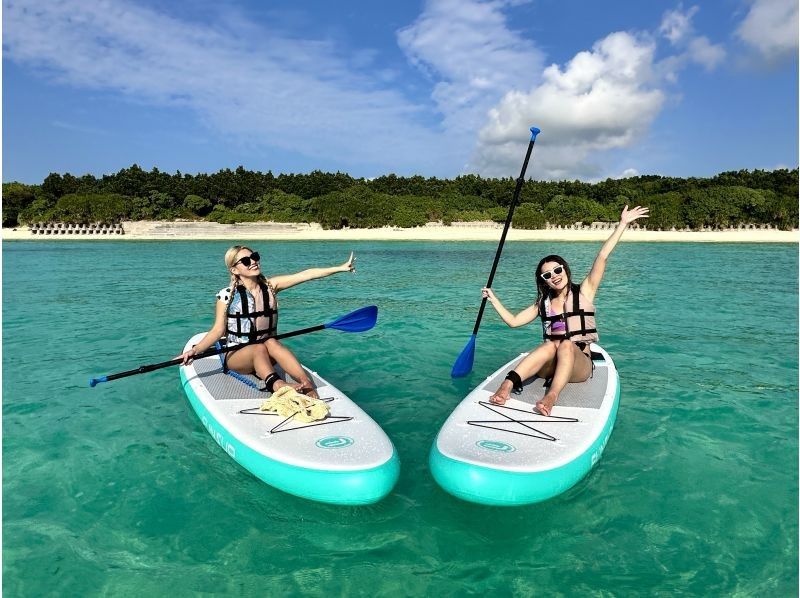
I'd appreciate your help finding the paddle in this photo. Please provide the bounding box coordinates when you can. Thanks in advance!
[451,126,541,378]
[89,305,378,387]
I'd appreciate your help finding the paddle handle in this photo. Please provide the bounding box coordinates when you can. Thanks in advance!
[89,358,183,385]
[471,127,540,335]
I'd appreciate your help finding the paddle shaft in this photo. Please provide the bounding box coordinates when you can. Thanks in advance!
[99,324,326,384]
[470,134,538,335]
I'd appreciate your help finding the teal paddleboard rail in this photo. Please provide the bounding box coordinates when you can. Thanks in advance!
[180,369,400,505]
[429,383,620,506]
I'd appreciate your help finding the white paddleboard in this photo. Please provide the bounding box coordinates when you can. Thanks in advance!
[430,343,619,506]
[179,334,400,505]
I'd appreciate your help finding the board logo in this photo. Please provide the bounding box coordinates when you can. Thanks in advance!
[316,436,354,449]
[591,431,611,466]
[477,440,515,453]
[201,415,236,458]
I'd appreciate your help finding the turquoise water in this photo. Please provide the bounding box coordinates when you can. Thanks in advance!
[3,240,798,596]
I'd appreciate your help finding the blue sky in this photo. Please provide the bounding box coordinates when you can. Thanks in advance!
[3,0,798,184]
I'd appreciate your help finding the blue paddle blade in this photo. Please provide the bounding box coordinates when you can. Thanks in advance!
[451,334,476,378]
[324,305,378,333]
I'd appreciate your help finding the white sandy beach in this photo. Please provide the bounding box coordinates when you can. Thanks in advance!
[2,220,798,242]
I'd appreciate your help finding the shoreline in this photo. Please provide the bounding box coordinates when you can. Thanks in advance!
[2,221,798,243]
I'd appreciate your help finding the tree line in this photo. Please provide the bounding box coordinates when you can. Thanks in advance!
[3,164,797,230]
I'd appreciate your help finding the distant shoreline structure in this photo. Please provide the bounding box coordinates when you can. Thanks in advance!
[3,220,798,243]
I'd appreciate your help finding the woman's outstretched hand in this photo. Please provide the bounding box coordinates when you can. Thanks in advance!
[340,252,356,273]
[620,205,649,226]
[482,287,497,303]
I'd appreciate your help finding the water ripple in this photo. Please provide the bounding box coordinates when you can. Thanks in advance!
[3,240,797,595]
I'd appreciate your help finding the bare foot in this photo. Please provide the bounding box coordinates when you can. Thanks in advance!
[490,380,513,405]
[535,392,557,416]
[271,379,292,393]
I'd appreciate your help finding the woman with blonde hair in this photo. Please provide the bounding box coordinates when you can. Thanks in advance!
[180,246,355,397]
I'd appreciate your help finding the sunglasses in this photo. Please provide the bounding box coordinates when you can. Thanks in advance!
[234,252,261,267]
[540,265,565,281]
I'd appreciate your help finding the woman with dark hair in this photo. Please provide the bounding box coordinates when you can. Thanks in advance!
[482,206,648,415]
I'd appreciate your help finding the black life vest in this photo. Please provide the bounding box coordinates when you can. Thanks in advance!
[225,282,278,345]
[539,283,598,343]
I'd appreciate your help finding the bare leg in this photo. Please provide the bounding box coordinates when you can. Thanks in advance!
[489,342,558,405]
[264,339,318,399]
[536,342,592,416]
[225,344,291,392]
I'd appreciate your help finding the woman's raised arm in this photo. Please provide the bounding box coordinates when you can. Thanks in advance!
[582,205,649,300]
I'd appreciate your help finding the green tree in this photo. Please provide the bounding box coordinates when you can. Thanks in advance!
[129,190,178,219]
[51,193,129,223]
[681,189,739,229]
[103,165,149,197]
[513,203,547,229]
[313,185,393,229]
[391,204,428,227]
[544,195,606,225]
[19,199,55,224]
[444,209,493,224]
[2,182,37,227]
[183,194,212,216]
[259,189,312,222]
[205,205,261,224]
[643,193,683,230]
[12,165,799,231]
[759,194,799,230]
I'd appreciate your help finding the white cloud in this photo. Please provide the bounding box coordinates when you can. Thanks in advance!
[659,6,726,71]
[5,0,767,183]
[397,0,545,135]
[736,0,799,62]
[465,5,734,180]
[687,36,726,70]
[659,5,699,44]
[3,0,455,175]
[471,32,666,180]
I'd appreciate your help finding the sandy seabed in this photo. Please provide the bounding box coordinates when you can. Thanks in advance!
[3,220,798,243]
